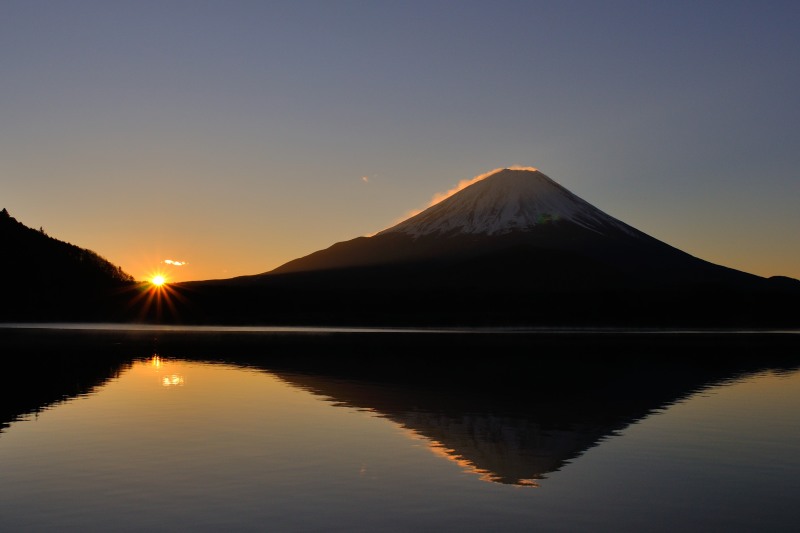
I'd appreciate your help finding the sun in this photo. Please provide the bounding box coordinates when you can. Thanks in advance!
[126,271,188,322]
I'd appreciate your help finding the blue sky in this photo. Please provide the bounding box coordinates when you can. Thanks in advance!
[2,1,798,281]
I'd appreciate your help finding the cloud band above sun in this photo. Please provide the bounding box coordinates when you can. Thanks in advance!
[163,259,187,266]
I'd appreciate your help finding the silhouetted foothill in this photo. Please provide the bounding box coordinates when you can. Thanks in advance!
[0,208,135,321]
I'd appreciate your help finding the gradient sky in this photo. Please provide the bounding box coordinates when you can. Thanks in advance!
[2,1,798,282]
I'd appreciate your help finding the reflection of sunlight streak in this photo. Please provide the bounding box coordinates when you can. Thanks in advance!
[396,425,539,488]
[162,374,185,386]
[147,354,185,387]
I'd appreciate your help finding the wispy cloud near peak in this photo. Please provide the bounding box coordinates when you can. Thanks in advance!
[371,166,538,236]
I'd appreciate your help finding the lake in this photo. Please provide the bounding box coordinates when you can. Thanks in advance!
[1,325,799,531]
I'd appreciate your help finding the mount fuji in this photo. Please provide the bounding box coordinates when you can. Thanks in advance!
[185,168,796,326]
[252,168,761,289]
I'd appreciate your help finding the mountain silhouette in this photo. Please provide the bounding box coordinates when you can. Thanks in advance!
[236,168,777,290]
[0,208,134,321]
[181,169,796,326]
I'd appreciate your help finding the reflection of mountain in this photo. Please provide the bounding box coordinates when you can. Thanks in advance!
[266,346,800,486]
[3,327,798,484]
[0,329,134,432]
[111,328,796,486]
[272,372,616,485]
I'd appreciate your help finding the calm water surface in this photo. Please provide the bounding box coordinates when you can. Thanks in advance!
[1,327,799,531]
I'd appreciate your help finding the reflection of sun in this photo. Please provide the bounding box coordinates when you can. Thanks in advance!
[151,275,166,287]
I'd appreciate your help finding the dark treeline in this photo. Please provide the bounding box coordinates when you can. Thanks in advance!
[9,276,799,328]
[168,244,799,327]
[0,208,134,321]
[150,277,799,328]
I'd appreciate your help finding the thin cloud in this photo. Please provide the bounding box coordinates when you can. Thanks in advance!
[163,259,187,266]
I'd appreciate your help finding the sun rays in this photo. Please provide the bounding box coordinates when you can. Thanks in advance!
[122,273,191,322]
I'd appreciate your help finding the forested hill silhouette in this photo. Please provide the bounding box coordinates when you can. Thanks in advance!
[0,208,134,321]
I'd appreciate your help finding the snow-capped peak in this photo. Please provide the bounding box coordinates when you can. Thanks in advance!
[379,168,635,237]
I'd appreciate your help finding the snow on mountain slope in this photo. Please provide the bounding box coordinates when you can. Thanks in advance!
[379,168,638,238]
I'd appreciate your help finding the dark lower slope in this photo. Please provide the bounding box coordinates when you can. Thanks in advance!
[253,221,764,290]
[175,245,798,327]
[168,283,796,327]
